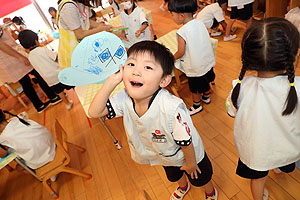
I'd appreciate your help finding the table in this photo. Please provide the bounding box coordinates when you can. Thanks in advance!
[74,83,125,150]
[0,152,42,181]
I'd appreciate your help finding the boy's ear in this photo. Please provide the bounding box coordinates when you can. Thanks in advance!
[160,75,172,88]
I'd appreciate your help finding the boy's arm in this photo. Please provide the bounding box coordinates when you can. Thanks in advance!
[135,23,148,38]
[174,34,186,60]
[0,145,8,157]
[180,143,201,179]
[88,65,123,118]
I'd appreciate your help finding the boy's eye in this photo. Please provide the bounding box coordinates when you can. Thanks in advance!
[127,63,134,67]
[145,66,153,70]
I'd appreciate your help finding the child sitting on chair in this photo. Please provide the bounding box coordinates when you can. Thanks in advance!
[0,110,56,170]
[169,0,216,116]
[89,41,217,200]
[120,0,152,44]
[18,30,73,110]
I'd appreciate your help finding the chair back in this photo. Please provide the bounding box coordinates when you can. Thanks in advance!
[55,119,68,151]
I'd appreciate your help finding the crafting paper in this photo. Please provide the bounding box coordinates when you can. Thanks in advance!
[58,31,127,86]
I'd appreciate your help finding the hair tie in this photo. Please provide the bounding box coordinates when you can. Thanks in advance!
[290,82,295,86]
[238,79,242,84]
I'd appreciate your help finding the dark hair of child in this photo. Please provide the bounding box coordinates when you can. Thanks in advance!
[168,0,198,14]
[0,110,30,126]
[12,16,25,25]
[18,30,38,51]
[231,17,300,115]
[127,41,175,77]
[48,7,57,13]
[90,9,97,19]
[217,0,228,6]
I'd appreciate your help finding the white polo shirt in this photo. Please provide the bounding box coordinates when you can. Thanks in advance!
[0,118,56,169]
[29,47,60,86]
[228,0,254,7]
[195,3,225,28]
[108,89,205,166]
[121,7,152,44]
[228,75,300,171]
[177,19,215,77]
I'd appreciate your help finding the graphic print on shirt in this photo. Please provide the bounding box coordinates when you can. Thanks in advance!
[152,130,167,143]
[176,113,191,136]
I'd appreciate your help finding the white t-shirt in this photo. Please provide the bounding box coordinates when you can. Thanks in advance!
[228,0,254,7]
[195,3,225,28]
[227,76,300,171]
[59,1,91,31]
[29,47,60,86]
[177,19,215,77]
[0,118,56,169]
[121,6,152,44]
[108,89,205,166]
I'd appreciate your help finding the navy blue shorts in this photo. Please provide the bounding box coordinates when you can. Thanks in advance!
[230,3,253,20]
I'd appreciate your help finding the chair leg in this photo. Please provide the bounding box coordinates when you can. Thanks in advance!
[66,142,86,153]
[42,179,59,199]
[169,85,180,98]
[17,96,28,109]
[62,167,92,179]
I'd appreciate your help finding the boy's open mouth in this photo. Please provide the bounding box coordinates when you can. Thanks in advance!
[130,81,143,87]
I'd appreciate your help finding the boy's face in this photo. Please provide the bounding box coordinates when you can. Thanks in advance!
[50,10,56,18]
[123,52,171,102]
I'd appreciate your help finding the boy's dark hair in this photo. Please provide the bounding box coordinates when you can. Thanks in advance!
[0,110,30,126]
[48,7,57,13]
[127,41,174,77]
[217,0,228,6]
[168,0,198,14]
[90,9,97,18]
[12,16,25,25]
[231,17,300,115]
[18,30,38,50]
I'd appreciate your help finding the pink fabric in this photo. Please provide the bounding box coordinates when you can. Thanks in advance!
[0,27,33,83]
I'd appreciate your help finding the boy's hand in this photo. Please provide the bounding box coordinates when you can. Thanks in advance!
[180,164,201,179]
[98,24,113,32]
[135,30,141,38]
[107,65,123,85]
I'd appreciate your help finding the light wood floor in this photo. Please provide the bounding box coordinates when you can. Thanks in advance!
[1,0,300,199]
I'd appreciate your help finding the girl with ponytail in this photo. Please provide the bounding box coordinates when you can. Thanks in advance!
[0,110,56,170]
[226,17,300,200]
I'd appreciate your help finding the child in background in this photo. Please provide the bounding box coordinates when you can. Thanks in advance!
[226,18,300,200]
[195,0,228,37]
[18,30,73,110]
[224,0,253,41]
[109,0,123,16]
[160,0,169,11]
[89,41,217,200]
[0,110,56,170]
[48,7,58,30]
[169,0,216,116]
[120,0,152,44]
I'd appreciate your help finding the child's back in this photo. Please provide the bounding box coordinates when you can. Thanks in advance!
[28,46,60,87]
[177,19,215,76]
[0,117,56,169]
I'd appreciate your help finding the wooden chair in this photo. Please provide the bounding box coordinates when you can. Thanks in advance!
[35,119,92,199]
[4,82,28,109]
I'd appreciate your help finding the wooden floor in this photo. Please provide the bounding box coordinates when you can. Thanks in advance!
[1,0,300,199]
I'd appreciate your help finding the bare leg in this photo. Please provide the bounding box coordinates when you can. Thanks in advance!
[191,92,201,103]
[58,92,70,104]
[202,180,214,194]
[177,175,188,187]
[251,176,267,200]
[225,19,236,37]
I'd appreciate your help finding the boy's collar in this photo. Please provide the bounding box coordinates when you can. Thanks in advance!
[130,88,162,112]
